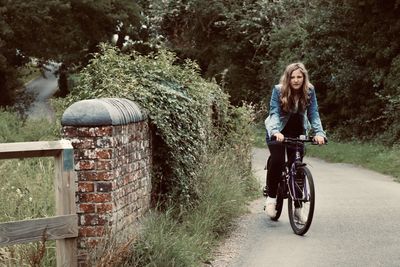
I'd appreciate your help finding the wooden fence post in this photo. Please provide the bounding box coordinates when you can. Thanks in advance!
[55,142,77,267]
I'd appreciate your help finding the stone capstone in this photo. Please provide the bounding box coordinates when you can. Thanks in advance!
[61,98,147,126]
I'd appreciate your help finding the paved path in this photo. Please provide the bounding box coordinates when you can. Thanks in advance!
[224,147,400,267]
[24,62,60,121]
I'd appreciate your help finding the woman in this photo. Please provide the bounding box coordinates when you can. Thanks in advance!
[264,62,326,221]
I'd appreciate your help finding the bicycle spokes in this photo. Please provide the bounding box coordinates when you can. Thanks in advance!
[292,173,310,203]
[288,166,315,235]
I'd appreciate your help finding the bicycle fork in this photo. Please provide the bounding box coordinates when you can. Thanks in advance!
[288,151,308,202]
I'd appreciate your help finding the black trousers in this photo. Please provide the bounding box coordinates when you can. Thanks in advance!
[266,143,304,198]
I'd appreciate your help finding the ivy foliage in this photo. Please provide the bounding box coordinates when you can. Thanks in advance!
[66,44,237,204]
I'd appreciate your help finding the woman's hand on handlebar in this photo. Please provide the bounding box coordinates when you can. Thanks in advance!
[273,132,284,142]
[313,135,325,145]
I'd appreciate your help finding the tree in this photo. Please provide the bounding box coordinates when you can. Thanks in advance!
[0,0,143,105]
[0,3,21,106]
[156,0,277,105]
[263,0,400,142]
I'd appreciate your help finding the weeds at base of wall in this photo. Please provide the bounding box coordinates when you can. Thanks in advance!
[0,240,56,267]
[87,147,258,267]
[85,225,139,267]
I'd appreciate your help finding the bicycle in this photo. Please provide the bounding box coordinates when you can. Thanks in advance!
[263,135,325,235]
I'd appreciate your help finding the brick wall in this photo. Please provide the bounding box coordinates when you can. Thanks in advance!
[61,98,151,265]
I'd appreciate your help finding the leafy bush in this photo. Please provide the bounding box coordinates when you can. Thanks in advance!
[380,55,400,145]
[66,44,241,205]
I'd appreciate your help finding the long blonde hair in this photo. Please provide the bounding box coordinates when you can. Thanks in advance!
[279,62,312,112]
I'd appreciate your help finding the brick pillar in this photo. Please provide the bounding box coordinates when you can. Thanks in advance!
[61,98,151,265]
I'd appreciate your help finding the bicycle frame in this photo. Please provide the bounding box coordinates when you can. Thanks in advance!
[273,136,314,202]
[286,144,307,202]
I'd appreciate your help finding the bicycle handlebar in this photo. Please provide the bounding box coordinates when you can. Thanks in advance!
[270,135,328,145]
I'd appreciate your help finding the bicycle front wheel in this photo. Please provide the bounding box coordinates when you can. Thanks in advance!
[288,166,315,235]
[271,182,284,221]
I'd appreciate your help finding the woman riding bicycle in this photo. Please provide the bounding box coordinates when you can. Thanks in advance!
[264,62,326,220]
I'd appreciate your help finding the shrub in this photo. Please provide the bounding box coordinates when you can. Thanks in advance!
[66,44,238,205]
[380,55,400,145]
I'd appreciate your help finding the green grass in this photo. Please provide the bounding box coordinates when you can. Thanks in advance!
[0,109,59,143]
[132,149,258,266]
[0,109,58,266]
[252,122,267,148]
[0,157,57,266]
[253,123,400,182]
[17,63,41,84]
[0,158,55,223]
[306,141,400,181]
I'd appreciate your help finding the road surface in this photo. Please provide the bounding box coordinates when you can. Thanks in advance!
[24,62,59,121]
[214,147,400,267]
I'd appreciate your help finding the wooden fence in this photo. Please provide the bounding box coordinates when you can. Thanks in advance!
[0,140,78,267]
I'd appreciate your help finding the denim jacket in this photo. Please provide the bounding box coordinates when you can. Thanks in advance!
[265,85,326,140]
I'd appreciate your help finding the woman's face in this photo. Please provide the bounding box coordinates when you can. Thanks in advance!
[290,69,304,91]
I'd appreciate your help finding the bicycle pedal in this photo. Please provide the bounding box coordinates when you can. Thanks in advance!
[262,186,268,197]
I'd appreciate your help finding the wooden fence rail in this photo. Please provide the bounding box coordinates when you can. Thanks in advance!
[0,140,77,267]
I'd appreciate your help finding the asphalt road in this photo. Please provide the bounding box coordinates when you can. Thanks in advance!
[229,147,400,267]
[24,62,59,121]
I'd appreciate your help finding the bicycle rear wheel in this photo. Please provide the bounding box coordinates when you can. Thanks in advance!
[288,166,315,235]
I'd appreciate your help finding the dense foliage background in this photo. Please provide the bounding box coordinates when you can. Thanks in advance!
[149,0,400,145]
[2,0,400,145]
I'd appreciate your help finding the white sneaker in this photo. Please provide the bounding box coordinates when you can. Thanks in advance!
[294,208,307,224]
[265,197,277,218]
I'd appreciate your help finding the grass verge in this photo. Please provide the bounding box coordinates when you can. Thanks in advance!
[306,141,400,181]
[253,123,400,182]
[0,109,59,266]
[0,157,57,266]
[17,63,41,85]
